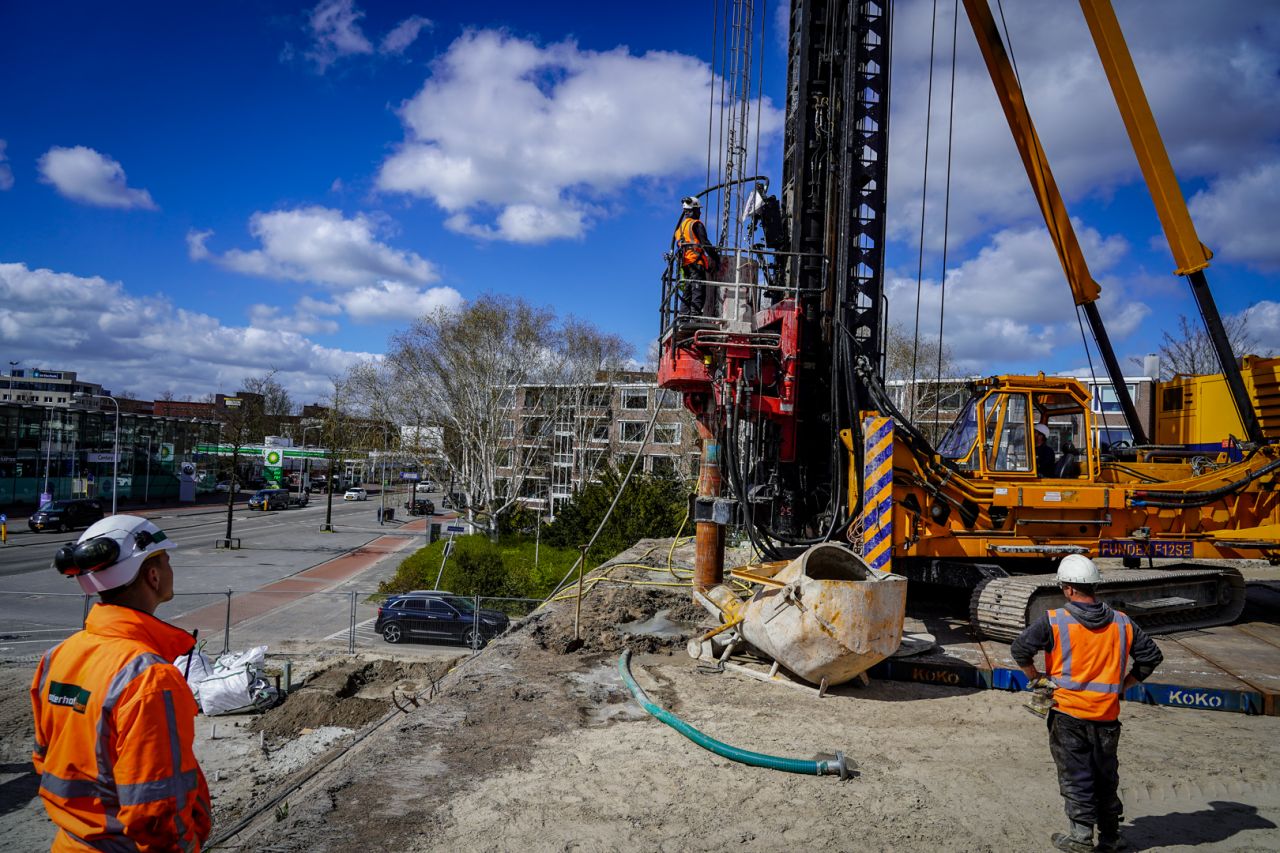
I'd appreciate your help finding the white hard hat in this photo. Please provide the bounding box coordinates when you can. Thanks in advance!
[1034,424,1051,439]
[1056,553,1101,586]
[54,515,175,594]
[681,196,700,211]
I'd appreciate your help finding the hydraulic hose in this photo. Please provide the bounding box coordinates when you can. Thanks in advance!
[1131,456,1280,506]
[617,650,852,779]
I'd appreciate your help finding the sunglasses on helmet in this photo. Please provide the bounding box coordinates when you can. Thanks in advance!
[54,529,168,577]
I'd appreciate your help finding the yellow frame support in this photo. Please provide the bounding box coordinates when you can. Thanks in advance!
[1077,0,1213,276]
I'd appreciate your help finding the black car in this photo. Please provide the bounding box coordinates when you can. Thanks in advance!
[247,488,290,511]
[28,499,105,533]
[374,591,509,648]
[405,498,435,516]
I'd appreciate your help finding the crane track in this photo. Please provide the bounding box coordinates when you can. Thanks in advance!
[970,566,1247,642]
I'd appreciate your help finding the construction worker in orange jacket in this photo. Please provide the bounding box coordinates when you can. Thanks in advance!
[1011,554,1163,853]
[674,196,720,317]
[31,514,210,851]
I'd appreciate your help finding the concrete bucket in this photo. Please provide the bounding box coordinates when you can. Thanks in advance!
[723,543,907,686]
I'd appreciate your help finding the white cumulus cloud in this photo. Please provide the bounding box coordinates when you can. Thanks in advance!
[887,220,1148,372]
[305,0,372,70]
[886,0,1280,251]
[380,15,431,55]
[1188,161,1280,271]
[377,29,782,242]
[1242,301,1280,355]
[295,0,430,72]
[189,206,437,289]
[0,262,373,401]
[37,146,157,210]
[0,140,13,191]
[337,281,464,322]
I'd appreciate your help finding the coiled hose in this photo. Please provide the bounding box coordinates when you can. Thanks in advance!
[617,650,852,779]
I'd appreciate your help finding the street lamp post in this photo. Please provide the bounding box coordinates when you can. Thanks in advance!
[143,435,152,503]
[379,421,388,525]
[301,424,320,505]
[73,392,120,515]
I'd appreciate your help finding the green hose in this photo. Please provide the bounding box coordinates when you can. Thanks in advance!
[617,650,851,779]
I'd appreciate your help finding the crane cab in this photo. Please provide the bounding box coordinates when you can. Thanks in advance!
[934,375,1098,481]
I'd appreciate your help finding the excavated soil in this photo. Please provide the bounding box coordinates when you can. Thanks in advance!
[250,658,459,742]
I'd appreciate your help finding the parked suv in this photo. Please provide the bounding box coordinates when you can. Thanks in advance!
[27,499,105,533]
[247,488,290,511]
[405,497,435,516]
[374,591,510,648]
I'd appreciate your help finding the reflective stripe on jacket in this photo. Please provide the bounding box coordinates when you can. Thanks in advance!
[1046,607,1132,722]
[31,604,210,852]
[675,217,710,269]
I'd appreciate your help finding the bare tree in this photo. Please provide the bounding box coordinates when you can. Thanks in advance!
[882,323,958,436]
[1150,312,1267,379]
[352,295,630,532]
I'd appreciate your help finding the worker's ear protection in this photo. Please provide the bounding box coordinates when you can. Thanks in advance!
[54,529,165,577]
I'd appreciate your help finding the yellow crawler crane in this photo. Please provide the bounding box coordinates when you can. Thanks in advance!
[847,373,1278,641]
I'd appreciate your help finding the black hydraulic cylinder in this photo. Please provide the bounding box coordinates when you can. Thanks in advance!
[1187,270,1265,445]
[1082,302,1147,445]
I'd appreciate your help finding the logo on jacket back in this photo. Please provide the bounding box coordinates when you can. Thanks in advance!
[48,681,92,713]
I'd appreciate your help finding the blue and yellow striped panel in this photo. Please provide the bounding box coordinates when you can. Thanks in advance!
[861,415,894,572]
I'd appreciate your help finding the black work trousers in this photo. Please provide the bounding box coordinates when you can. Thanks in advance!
[679,265,708,316]
[1048,710,1123,828]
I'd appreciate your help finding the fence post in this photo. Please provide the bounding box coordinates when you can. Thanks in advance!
[349,591,357,655]
[223,589,232,655]
[82,594,92,628]
[473,594,480,653]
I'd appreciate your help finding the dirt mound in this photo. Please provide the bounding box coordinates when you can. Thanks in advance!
[250,657,460,741]
[526,578,713,655]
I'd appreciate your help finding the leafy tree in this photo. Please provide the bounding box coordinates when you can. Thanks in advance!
[543,463,687,558]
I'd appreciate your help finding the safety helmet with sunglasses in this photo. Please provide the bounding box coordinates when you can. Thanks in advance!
[54,515,175,594]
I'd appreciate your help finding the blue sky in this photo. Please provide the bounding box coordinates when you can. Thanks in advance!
[1,1,1277,404]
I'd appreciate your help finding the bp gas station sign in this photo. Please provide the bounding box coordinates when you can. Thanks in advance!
[263,448,283,486]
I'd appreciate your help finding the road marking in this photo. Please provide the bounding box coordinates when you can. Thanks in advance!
[324,617,377,641]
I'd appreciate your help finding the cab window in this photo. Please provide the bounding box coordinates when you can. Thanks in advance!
[981,392,1031,472]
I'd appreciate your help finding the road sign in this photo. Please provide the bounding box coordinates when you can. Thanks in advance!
[445,524,466,533]
[0,514,6,523]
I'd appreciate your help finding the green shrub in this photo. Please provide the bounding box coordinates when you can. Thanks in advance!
[379,534,584,600]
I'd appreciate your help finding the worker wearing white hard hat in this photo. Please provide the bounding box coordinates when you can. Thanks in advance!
[673,195,720,319]
[1010,555,1163,853]
[33,515,211,850]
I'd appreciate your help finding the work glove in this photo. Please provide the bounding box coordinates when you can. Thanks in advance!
[1024,675,1057,717]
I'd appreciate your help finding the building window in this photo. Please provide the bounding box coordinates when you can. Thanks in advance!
[653,423,681,444]
[1092,383,1138,413]
[590,423,610,441]
[620,421,647,442]
[621,388,649,410]
[649,456,677,477]
[657,389,682,409]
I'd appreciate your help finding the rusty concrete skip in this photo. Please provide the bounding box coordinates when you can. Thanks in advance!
[736,543,907,686]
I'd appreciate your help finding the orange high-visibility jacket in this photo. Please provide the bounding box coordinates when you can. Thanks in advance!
[31,604,210,852]
[675,216,710,269]
[1046,608,1133,722]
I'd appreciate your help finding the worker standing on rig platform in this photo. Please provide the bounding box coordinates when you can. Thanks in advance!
[30,515,211,852]
[674,196,720,318]
[1012,554,1163,853]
